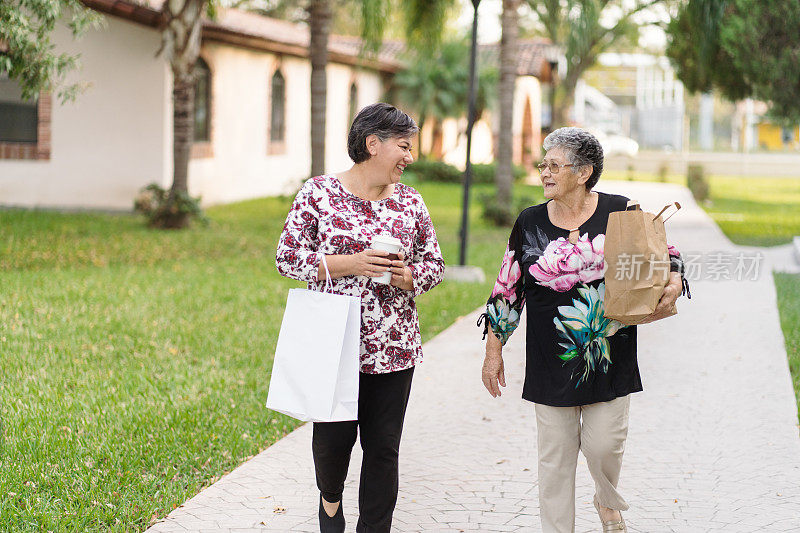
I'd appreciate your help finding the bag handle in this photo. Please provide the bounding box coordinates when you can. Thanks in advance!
[626,200,640,211]
[320,254,333,293]
[655,202,681,223]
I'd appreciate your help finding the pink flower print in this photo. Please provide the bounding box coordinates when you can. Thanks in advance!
[491,248,521,302]
[668,244,680,257]
[530,234,606,292]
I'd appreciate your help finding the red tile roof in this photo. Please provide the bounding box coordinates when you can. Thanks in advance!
[480,38,559,81]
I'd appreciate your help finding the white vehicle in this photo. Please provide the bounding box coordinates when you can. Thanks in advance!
[596,132,639,157]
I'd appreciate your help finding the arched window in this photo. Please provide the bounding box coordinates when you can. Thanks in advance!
[193,58,211,142]
[270,70,286,143]
[348,82,358,125]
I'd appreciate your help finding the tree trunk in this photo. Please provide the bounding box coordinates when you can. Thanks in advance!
[172,77,194,200]
[309,0,332,177]
[431,118,444,159]
[160,0,204,228]
[495,0,519,225]
[552,60,588,129]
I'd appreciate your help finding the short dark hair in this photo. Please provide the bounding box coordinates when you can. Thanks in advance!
[347,103,419,163]
[543,127,604,190]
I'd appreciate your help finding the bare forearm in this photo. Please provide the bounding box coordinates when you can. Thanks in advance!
[486,329,503,358]
[317,254,354,280]
[316,250,393,281]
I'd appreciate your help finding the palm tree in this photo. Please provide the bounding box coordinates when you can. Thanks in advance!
[394,38,496,159]
[157,0,214,228]
[308,0,332,177]
[495,0,520,224]
[306,0,456,176]
[525,0,667,128]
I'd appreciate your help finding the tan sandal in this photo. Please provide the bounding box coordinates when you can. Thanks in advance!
[593,496,627,532]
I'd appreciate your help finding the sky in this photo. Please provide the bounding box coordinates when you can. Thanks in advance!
[454,0,669,50]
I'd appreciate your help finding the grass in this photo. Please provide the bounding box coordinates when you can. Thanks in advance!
[774,274,800,422]
[607,170,800,417]
[0,180,534,531]
[603,170,800,247]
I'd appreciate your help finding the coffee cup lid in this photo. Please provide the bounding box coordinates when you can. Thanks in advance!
[372,234,402,246]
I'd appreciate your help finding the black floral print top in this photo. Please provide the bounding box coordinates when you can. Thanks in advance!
[482,192,686,406]
[276,175,445,374]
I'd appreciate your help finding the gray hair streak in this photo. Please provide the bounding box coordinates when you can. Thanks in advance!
[543,127,604,190]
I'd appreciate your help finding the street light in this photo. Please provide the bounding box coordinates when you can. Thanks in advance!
[458,0,481,267]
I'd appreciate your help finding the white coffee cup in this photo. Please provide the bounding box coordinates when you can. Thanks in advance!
[371,235,403,285]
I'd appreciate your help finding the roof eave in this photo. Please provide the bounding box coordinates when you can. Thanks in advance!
[80,0,402,73]
[81,0,163,28]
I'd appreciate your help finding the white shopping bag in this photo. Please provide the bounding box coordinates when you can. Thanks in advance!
[266,257,361,422]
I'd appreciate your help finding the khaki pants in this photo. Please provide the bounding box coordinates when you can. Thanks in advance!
[535,395,631,533]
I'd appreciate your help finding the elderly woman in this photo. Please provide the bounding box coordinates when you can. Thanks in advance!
[276,102,444,533]
[480,127,687,533]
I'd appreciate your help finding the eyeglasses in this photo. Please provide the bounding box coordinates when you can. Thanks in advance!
[537,162,575,174]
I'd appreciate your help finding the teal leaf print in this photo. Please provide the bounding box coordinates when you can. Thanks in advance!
[552,282,624,387]
[487,297,520,346]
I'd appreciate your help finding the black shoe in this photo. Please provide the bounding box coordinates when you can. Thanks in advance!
[318,495,345,533]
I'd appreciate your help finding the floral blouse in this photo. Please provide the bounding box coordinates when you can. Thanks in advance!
[482,192,687,406]
[276,175,445,374]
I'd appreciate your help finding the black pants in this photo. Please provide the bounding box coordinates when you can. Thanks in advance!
[312,366,415,533]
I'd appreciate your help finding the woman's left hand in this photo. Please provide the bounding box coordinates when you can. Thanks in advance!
[390,250,414,291]
[640,271,682,323]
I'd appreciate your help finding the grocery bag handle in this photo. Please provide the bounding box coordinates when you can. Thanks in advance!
[625,200,640,211]
[655,202,681,223]
[320,254,333,293]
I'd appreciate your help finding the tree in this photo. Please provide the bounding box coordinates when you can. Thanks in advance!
[494,0,520,225]
[666,0,800,125]
[155,0,221,228]
[523,0,663,128]
[393,38,497,159]
[241,0,456,176]
[1,0,217,228]
[0,0,102,103]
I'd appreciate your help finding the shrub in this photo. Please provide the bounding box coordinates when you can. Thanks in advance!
[658,161,670,183]
[687,164,710,202]
[407,159,462,183]
[411,158,528,185]
[134,183,208,229]
[479,192,540,227]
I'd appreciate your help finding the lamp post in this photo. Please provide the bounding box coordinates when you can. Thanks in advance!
[458,0,480,266]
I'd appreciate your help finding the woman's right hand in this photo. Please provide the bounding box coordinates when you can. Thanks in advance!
[482,332,506,398]
[348,249,393,277]
[320,249,393,280]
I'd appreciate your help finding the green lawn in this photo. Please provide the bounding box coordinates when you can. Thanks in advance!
[606,170,800,421]
[775,273,800,422]
[0,181,534,531]
[604,170,800,247]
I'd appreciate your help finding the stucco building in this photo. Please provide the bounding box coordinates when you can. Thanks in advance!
[0,2,555,210]
[0,0,399,210]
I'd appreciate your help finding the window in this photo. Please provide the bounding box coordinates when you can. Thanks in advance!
[0,72,38,143]
[348,82,358,125]
[193,58,211,142]
[270,70,285,143]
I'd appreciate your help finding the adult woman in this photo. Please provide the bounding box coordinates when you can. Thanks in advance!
[276,103,444,533]
[480,127,687,533]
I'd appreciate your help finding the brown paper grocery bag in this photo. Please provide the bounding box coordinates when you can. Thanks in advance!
[603,202,680,325]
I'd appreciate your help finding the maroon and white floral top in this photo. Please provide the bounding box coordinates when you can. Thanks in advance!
[276,175,445,374]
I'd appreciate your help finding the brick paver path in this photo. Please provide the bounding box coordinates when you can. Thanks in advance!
[148,182,800,532]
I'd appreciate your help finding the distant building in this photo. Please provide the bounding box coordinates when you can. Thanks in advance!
[429,39,558,172]
[0,0,399,210]
[581,53,685,151]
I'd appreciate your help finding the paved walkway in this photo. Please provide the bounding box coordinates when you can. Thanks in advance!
[148,181,800,532]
